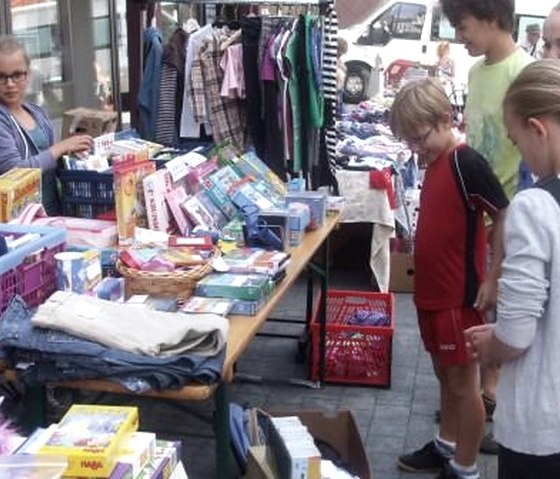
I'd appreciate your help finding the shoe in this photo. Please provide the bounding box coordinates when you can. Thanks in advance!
[397,441,447,473]
[435,394,496,423]
[479,432,499,455]
[435,462,480,479]
[435,463,459,479]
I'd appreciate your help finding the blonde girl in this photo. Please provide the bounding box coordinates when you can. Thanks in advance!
[466,59,560,479]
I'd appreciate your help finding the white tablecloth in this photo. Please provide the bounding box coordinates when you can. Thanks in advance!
[336,170,395,292]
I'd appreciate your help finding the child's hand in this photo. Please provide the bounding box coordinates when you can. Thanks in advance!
[464,324,497,364]
[474,278,497,312]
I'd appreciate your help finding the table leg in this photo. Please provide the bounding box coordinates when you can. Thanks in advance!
[319,232,330,385]
[23,384,47,431]
[214,382,231,479]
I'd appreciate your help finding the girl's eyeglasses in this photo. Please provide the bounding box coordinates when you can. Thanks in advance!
[0,71,28,85]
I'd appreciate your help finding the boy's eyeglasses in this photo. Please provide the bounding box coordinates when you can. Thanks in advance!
[0,71,28,85]
[406,127,433,147]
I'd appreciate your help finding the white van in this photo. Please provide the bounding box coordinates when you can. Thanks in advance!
[341,0,555,103]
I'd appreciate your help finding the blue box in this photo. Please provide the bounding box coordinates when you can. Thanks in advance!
[285,192,326,230]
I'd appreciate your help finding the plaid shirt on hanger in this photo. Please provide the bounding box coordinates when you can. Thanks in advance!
[191,32,245,150]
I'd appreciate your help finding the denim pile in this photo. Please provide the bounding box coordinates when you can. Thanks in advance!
[0,296,226,393]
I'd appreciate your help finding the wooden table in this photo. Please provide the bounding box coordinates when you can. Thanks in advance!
[21,213,340,478]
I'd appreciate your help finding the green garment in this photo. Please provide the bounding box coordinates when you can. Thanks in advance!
[465,48,533,199]
[305,14,324,129]
[286,22,303,172]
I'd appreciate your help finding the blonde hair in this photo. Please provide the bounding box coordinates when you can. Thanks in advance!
[436,41,450,59]
[0,36,30,67]
[504,60,560,123]
[390,77,452,140]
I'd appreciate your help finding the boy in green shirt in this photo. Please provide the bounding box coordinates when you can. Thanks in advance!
[441,0,532,464]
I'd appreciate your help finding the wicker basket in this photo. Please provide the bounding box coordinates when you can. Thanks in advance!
[116,248,219,300]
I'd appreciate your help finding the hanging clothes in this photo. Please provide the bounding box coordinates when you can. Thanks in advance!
[138,27,163,141]
[315,0,339,193]
[261,27,286,180]
[241,16,265,159]
[155,28,188,146]
[180,24,214,138]
[191,32,245,150]
[220,43,246,99]
[285,18,304,173]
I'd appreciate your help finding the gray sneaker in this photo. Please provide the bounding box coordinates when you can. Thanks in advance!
[479,432,499,455]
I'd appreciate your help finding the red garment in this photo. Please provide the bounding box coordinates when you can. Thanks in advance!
[369,167,396,208]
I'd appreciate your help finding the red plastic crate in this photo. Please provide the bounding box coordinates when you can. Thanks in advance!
[0,224,66,314]
[310,290,395,387]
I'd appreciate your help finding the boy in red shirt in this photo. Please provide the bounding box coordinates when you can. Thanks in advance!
[390,78,508,479]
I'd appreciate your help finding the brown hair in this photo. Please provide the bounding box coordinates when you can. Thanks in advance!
[504,59,560,123]
[0,36,30,67]
[390,77,452,140]
[440,0,515,33]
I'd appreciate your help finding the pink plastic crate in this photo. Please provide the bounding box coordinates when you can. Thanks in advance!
[0,224,66,314]
[310,290,395,387]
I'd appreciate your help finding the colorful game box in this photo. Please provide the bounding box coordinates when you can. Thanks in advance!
[38,405,139,478]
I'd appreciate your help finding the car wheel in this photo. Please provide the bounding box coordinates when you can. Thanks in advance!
[343,64,370,104]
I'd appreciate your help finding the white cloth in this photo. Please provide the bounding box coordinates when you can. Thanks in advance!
[494,188,560,455]
[179,24,214,138]
[335,170,395,291]
[31,291,229,357]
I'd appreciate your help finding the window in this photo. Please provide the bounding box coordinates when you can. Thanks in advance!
[514,15,544,44]
[431,6,457,42]
[357,2,427,46]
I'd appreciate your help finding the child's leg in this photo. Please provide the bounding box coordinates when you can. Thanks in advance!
[436,361,485,467]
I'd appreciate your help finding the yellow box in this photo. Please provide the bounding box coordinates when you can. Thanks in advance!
[38,405,139,478]
[0,168,41,222]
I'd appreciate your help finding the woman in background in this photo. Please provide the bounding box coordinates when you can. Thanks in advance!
[436,41,455,85]
[0,36,92,215]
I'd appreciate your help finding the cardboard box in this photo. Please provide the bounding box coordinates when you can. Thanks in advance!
[247,410,371,479]
[62,107,117,139]
[389,252,415,293]
[0,168,41,222]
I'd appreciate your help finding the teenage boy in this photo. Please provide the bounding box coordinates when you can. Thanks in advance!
[542,2,560,59]
[440,0,533,454]
[391,78,508,479]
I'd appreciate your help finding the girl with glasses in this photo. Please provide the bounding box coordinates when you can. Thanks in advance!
[0,36,93,215]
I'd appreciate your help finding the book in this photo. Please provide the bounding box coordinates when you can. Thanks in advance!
[180,194,219,231]
[135,440,182,479]
[0,168,42,222]
[165,187,192,237]
[223,248,290,275]
[37,405,139,478]
[230,297,267,316]
[180,296,233,315]
[116,431,156,478]
[206,165,244,197]
[196,191,228,229]
[114,161,156,245]
[159,247,207,267]
[195,273,272,301]
[143,169,174,234]
[168,235,213,250]
[185,158,219,194]
[200,177,239,220]
[231,182,277,212]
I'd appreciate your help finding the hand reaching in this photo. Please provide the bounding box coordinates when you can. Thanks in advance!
[52,134,94,158]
